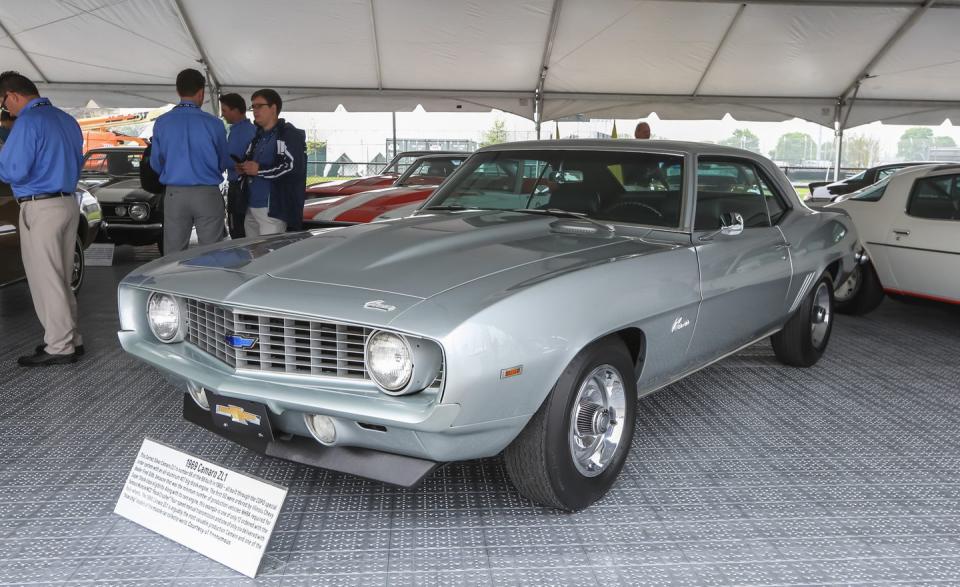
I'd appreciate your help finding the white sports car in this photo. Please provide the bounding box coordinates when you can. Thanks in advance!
[827,164,960,313]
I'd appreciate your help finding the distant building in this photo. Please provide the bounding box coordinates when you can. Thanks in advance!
[327,153,358,177]
[367,152,386,175]
[386,138,477,159]
[930,147,960,162]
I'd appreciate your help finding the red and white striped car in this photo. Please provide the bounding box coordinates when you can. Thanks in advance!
[303,154,467,226]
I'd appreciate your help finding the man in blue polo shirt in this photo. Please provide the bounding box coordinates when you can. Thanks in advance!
[219,93,255,239]
[150,68,228,253]
[0,71,84,366]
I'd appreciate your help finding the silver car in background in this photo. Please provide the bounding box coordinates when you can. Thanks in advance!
[117,140,859,511]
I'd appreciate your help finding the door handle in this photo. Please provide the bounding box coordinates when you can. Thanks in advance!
[892,228,910,237]
[773,242,791,249]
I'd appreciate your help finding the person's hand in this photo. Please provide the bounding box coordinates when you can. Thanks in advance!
[239,161,259,175]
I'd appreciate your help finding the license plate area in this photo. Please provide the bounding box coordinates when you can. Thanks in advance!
[205,391,275,442]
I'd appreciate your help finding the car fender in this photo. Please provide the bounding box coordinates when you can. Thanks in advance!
[392,245,701,429]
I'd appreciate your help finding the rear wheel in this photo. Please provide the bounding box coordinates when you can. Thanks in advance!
[504,337,637,511]
[772,274,834,367]
[71,235,85,294]
[834,261,884,315]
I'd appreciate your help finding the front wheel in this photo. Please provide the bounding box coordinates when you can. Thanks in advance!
[504,337,637,511]
[772,273,834,367]
[71,235,85,294]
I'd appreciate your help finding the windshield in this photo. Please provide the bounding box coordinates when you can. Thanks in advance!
[82,151,142,177]
[397,156,465,186]
[425,150,684,228]
[383,155,421,175]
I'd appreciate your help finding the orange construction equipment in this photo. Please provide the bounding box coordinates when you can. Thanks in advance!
[77,112,149,152]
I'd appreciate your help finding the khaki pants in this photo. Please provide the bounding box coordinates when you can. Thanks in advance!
[19,196,82,355]
[244,206,286,237]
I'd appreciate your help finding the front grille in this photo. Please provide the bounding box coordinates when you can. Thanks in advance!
[186,298,371,379]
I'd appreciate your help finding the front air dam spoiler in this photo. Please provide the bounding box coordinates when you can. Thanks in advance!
[183,395,440,488]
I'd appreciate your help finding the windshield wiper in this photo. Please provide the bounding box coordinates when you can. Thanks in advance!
[513,208,614,231]
[423,205,476,211]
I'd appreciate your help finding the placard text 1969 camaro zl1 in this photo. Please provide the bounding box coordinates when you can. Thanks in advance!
[118,140,859,510]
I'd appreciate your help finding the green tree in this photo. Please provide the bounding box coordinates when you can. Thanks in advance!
[895,127,954,160]
[935,135,957,148]
[842,134,880,168]
[772,132,816,164]
[481,119,509,147]
[719,128,760,153]
[480,118,507,147]
[897,127,933,160]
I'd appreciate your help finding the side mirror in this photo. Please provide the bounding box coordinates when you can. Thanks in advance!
[699,212,744,241]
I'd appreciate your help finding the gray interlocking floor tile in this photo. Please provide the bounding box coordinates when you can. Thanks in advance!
[1,246,958,585]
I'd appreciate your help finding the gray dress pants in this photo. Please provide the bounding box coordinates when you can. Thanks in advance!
[163,185,226,253]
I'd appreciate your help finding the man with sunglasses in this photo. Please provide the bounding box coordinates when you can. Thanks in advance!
[150,68,229,253]
[235,89,306,236]
[0,71,84,366]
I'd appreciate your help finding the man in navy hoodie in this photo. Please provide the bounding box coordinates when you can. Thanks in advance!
[236,89,306,235]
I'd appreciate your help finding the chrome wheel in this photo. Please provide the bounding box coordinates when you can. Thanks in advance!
[569,364,627,477]
[810,281,832,349]
[71,237,84,293]
[834,265,861,303]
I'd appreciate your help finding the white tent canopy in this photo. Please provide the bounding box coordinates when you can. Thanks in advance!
[2,0,960,130]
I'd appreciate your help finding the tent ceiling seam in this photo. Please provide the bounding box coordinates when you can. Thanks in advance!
[170,0,220,90]
[369,0,383,91]
[0,16,47,82]
[839,0,936,102]
[692,3,746,97]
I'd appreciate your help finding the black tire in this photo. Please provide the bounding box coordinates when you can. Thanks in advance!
[772,273,834,367]
[71,235,85,294]
[504,337,637,511]
[834,261,884,315]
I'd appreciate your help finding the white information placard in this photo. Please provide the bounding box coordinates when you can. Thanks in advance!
[114,438,287,578]
[84,243,115,266]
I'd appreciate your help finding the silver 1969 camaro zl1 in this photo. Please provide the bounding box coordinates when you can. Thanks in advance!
[118,140,859,511]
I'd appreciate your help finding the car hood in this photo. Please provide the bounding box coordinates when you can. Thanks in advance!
[90,178,159,204]
[137,211,666,300]
[306,174,396,195]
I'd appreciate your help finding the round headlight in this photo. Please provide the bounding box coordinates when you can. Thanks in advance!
[147,292,182,342]
[365,331,413,393]
[129,203,149,221]
[114,205,127,217]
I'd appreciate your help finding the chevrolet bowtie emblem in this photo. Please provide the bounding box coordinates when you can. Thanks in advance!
[215,404,261,426]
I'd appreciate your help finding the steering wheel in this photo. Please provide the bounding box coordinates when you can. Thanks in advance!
[602,201,663,218]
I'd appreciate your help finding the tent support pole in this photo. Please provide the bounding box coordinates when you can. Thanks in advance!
[0,17,47,82]
[391,111,397,158]
[534,0,563,139]
[832,83,861,181]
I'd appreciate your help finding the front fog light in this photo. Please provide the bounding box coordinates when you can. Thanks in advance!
[187,382,209,410]
[365,331,413,393]
[305,414,336,445]
[129,203,149,221]
[115,205,127,217]
[147,292,182,342]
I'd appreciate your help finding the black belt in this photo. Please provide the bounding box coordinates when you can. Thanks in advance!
[17,192,72,204]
